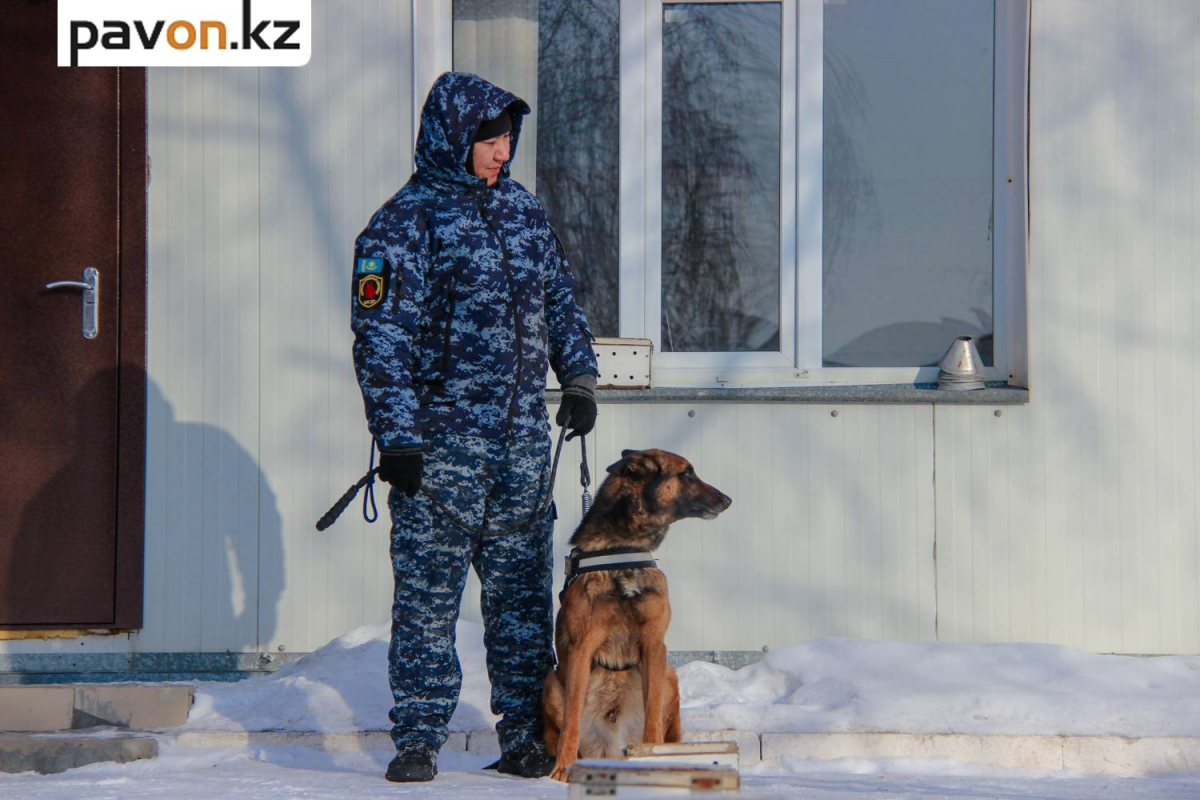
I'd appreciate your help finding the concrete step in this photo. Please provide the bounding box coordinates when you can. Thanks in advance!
[760,732,1200,776]
[0,731,158,775]
[0,685,193,732]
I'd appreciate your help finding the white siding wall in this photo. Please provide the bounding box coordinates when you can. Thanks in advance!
[934,0,1200,654]
[144,65,265,654]
[7,0,1199,658]
[141,0,417,655]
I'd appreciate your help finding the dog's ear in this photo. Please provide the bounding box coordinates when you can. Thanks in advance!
[605,455,633,476]
[606,450,659,478]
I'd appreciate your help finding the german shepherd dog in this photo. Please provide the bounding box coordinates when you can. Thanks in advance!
[542,448,732,781]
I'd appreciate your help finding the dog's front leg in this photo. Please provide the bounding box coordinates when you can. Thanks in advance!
[637,593,671,744]
[640,639,669,743]
[550,609,613,782]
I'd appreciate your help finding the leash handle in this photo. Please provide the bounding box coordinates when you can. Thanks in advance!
[316,467,381,531]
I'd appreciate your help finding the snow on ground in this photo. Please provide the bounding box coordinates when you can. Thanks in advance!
[186,621,498,734]
[186,620,1200,738]
[6,623,1200,797]
[3,742,1200,799]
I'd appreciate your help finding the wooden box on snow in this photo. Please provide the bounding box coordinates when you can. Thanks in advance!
[567,759,739,797]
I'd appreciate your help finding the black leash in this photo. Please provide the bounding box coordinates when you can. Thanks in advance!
[316,425,584,536]
[579,434,592,516]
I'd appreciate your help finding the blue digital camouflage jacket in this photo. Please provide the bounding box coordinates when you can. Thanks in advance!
[351,71,599,450]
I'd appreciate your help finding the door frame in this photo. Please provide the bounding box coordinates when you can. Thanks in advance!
[114,67,148,630]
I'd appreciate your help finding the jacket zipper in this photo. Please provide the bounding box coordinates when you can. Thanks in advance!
[439,278,457,380]
[477,196,522,436]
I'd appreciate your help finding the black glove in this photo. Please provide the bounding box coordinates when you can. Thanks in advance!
[378,446,423,497]
[556,376,597,440]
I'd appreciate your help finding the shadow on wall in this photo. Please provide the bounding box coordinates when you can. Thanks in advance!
[143,376,284,657]
[7,370,285,664]
[147,2,411,655]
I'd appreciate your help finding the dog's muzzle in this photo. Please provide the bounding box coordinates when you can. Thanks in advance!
[695,491,732,520]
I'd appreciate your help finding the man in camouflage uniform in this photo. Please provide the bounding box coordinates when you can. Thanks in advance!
[351,71,599,782]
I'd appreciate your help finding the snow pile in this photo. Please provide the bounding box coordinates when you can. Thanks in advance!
[185,625,1200,738]
[679,638,1200,737]
[186,621,497,733]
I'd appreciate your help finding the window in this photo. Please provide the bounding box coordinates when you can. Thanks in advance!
[661,3,781,354]
[822,0,995,368]
[428,0,1028,387]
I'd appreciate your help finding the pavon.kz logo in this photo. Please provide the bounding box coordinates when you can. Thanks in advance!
[58,0,311,67]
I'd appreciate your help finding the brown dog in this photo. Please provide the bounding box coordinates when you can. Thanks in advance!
[542,448,732,781]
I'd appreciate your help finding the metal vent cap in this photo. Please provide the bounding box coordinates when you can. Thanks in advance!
[937,335,986,391]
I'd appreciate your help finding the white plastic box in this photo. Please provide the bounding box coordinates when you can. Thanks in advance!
[592,337,653,390]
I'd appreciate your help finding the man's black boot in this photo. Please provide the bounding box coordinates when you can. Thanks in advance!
[385,746,437,782]
[496,740,556,778]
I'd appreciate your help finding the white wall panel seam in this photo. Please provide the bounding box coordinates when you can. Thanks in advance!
[255,65,264,654]
[931,406,939,641]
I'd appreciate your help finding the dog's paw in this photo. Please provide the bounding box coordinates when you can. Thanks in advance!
[549,764,571,783]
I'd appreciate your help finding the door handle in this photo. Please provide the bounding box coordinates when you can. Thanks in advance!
[45,266,99,339]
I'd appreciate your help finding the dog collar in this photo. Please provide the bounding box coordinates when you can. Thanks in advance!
[564,547,658,582]
[560,547,659,600]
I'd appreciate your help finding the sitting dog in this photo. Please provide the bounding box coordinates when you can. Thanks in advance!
[542,448,732,781]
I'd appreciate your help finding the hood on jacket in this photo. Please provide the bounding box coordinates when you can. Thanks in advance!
[414,71,531,190]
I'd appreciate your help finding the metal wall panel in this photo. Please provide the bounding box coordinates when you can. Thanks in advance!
[935,0,1200,654]
[141,65,265,654]
[585,404,937,651]
[257,0,413,653]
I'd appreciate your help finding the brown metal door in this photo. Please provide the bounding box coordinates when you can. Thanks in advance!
[0,1,144,626]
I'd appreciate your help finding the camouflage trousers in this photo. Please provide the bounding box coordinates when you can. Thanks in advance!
[387,432,555,756]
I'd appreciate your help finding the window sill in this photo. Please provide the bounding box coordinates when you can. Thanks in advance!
[547,383,1029,405]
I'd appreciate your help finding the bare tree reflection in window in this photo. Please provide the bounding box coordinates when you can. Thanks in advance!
[662,3,781,353]
[536,0,620,337]
[822,47,881,318]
